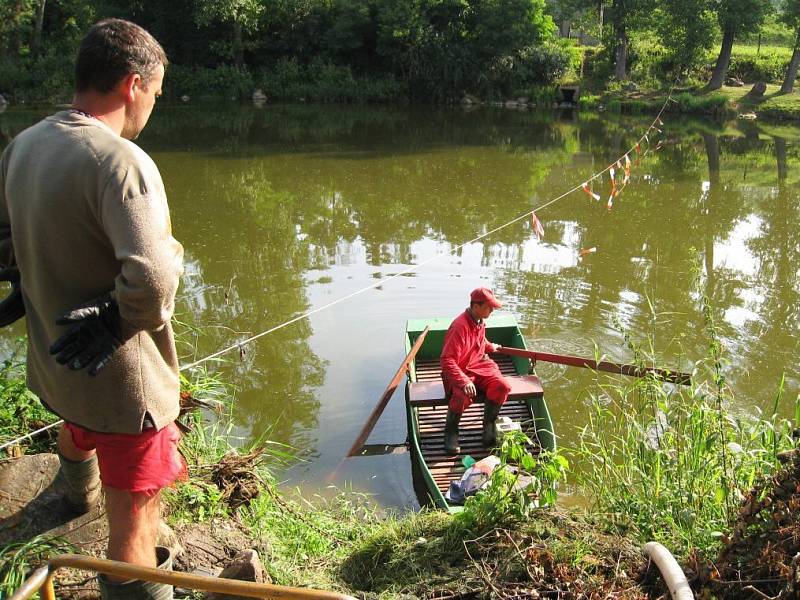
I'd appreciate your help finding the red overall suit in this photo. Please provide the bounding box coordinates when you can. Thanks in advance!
[440,310,511,414]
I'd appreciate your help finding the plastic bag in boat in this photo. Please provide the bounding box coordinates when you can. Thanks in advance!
[445,455,500,504]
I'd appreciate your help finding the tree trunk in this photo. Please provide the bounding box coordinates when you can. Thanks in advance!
[706,26,735,91]
[702,132,721,185]
[612,0,627,80]
[774,136,788,181]
[9,0,25,56]
[31,0,46,55]
[702,132,721,293]
[779,30,800,94]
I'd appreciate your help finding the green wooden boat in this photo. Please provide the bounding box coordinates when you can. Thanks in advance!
[404,315,556,512]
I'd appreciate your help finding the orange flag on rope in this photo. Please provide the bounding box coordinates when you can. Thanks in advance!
[579,247,597,257]
[609,167,618,197]
[531,211,545,241]
[581,182,600,201]
[623,154,632,185]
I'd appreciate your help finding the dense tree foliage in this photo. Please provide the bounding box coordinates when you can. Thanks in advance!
[1,0,795,103]
[0,0,575,103]
[652,0,716,76]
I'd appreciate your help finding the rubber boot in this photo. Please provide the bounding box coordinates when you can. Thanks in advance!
[482,402,502,448]
[444,408,462,455]
[98,546,174,600]
[58,452,101,514]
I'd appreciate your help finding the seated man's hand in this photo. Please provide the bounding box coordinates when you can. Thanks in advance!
[463,381,477,397]
[489,342,500,353]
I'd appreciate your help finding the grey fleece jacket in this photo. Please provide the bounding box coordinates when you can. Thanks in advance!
[0,111,184,433]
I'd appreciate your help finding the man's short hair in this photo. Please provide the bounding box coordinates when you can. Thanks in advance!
[75,18,167,94]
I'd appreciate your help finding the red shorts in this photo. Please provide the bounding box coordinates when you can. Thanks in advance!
[64,421,186,494]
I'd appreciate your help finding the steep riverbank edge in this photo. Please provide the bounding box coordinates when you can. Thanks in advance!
[0,442,800,600]
[4,390,800,597]
[5,443,800,599]
[0,451,658,599]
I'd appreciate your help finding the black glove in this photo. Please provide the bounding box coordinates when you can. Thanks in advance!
[0,267,25,327]
[49,293,124,376]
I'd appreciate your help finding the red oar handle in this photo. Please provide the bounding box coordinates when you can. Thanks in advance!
[497,346,691,386]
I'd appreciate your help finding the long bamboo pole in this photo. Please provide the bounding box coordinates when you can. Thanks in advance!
[7,554,357,600]
[497,346,691,386]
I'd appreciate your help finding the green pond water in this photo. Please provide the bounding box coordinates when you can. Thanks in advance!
[1,104,798,509]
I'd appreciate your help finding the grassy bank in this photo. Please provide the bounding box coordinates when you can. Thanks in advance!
[576,84,800,121]
[2,305,799,597]
[163,412,647,597]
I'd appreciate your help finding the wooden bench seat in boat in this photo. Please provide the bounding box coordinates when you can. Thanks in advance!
[408,374,543,407]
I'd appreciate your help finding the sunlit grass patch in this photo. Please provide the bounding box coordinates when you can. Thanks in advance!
[239,486,381,590]
[571,304,798,560]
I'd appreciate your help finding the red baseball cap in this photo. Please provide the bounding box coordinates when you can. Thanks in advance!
[470,287,502,308]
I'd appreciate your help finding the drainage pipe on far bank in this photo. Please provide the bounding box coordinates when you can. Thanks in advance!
[644,542,694,600]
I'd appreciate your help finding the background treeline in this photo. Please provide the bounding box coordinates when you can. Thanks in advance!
[1,0,799,104]
[0,0,577,103]
[556,0,800,93]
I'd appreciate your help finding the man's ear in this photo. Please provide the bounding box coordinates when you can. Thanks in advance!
[118,73,141,103]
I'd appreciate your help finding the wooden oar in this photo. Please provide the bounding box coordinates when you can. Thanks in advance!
[497,346,692,386]
[327,327,429,482]
[326,326,430,483]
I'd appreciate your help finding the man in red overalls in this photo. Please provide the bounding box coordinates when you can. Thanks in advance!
[440,287,511,454]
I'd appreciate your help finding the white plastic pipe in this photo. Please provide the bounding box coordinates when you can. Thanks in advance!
[644,541,694,600]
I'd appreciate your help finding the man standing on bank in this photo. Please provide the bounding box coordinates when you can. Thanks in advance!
[440,287,511,455]
[0,19,183,599]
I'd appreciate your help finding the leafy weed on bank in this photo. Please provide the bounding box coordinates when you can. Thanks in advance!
[0,340,58,455]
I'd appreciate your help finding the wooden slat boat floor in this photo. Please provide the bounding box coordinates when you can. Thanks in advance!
[416,397,541,495]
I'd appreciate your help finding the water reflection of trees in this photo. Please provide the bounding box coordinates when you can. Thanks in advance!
[744,179,800,398]
[496,122,799,407]
[155,108,800,417]
[4,104,800,433]
[170,161,326,452]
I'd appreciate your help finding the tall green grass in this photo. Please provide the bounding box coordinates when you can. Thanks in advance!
[239,486,381,589]
[572,306,797,559]
[0,535,72,597]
